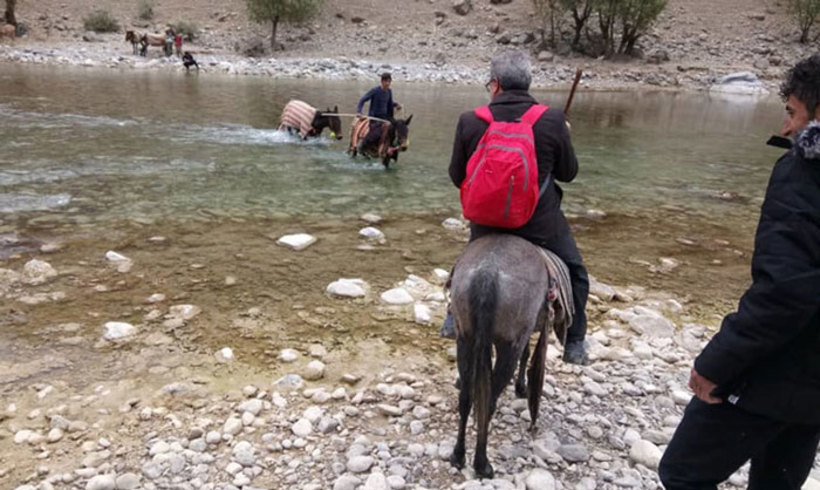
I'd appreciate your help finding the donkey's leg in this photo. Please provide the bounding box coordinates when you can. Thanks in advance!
[489,342,519,416]
[449,335,473,470]
[527,327,549,434]
[515,343,530,399]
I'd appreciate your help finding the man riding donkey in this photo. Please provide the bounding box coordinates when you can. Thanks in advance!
[441,50,590,366]
[351,73,405,161]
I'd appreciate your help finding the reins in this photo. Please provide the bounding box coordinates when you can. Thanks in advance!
[319,113,391,124]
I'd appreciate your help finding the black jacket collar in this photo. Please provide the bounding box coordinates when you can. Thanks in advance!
[490,90,536,107]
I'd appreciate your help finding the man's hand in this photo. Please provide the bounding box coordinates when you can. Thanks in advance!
[688,367,722,404]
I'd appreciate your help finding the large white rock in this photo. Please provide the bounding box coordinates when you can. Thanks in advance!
[381,288,414,305]
[85,474,116,490]
[359,227,385,241]
[22,259,58,285]
[279,348,300,363]
[363,471,389,490]
[292,418,312,437]
[710,71,768,95]
[327,278,368,298]
[414,304,432,324]
[361,213,383,224]
[629,314,675,338]
[304,360,326,381]
[526,469,556,490]
[103,322,136,340]
[276,233,317,251]
[629,439,662,470]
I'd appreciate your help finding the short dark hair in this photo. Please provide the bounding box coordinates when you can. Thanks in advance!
[381,73,392,82]
[780,55,820,114]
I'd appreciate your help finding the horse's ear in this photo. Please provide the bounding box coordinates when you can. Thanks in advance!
[405,115,413,126]
[334,105,338,113]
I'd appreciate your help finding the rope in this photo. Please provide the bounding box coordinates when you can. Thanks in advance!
[318,113,390,123]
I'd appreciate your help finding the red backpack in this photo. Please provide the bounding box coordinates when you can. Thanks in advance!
[460,104,549,228]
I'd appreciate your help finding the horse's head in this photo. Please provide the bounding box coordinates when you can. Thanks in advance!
[325,106,343,140]
[390,114,412,152]
[125,30,135,43]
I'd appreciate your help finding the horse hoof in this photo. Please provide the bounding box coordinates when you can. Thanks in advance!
[449,451,465,469]
[515,382,527,399]
[475,463,494,479]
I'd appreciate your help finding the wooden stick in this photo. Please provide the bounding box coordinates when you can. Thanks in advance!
[564,69,583,118]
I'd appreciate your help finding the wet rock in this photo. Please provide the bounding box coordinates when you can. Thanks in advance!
[277,233,317,251]
[361,213,383,224]
[359,227,385,241]
[442,218,466,231]
[710,71,767,95]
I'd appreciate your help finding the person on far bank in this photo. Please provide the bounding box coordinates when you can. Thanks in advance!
[440,50,590,366]
[659,54,820,489]
[356,73,403,149]
[182,51,199,72]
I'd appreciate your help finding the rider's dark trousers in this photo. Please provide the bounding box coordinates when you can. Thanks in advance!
[659,397,820,490]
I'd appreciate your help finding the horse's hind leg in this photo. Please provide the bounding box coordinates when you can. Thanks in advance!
[515,343,530,399]
[449,334,473,470]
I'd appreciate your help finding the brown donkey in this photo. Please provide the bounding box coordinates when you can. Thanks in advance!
[448,234,571,479]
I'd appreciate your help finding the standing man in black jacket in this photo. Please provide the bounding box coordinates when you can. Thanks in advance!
[441,50,590,365]
[659,55,820,489]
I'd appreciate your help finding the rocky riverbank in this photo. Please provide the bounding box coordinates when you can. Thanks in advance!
[3,213,819,490]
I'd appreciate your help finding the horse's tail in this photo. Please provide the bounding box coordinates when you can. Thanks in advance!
[469,267,498,450]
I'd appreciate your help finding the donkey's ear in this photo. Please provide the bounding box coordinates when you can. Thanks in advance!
[405,114,413,126]
[334,105,338,113]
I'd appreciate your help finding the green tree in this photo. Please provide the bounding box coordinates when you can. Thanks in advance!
[4,0,17,26]
[246,0,324,49]
[618,0,667,55]
[789,0,820,43]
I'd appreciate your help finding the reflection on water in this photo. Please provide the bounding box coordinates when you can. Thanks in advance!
[0,64,786,227]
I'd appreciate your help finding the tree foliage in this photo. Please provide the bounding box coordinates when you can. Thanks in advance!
[83,10,120,33]
[246,0,324,48]
[532,0,564,47]
[617,0,667,55]
[789,0,820,43]
[530,0,666,58]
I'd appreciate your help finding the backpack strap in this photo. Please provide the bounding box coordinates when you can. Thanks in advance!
[474,106,493,124]
[520,104,549,126]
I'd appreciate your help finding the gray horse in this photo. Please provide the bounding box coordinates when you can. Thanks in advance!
[448,234,571,479]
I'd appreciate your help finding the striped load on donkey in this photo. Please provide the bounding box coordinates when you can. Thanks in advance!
[278,100,343,141]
